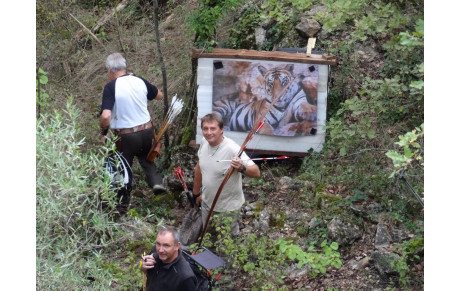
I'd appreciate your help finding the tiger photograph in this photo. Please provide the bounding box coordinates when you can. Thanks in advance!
[212,60,318,137]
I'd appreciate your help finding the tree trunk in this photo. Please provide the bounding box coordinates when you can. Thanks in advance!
[152,0,170,161]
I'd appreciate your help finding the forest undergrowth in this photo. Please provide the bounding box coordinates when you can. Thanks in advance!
[36,0,424,290]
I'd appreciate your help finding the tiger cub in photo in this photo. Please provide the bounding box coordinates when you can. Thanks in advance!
[213,63,317,136]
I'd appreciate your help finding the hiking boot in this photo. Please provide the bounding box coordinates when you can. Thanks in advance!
[153,184,167,194]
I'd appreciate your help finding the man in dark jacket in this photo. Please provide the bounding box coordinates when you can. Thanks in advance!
[141,226,197,290]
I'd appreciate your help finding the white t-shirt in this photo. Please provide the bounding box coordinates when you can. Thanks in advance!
[198,136,255,212]
[101,74,158,129]
[110,76,151,129]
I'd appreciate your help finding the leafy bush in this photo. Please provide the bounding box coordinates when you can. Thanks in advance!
[386,124,424,178]
[391,236,424,288]
[36,98,125,290]
[193,214,342,289]
[36,68,50,116]
[187,0,244,49]
[322,1,423,156]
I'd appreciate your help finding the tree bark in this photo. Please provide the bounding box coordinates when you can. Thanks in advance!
[152,0,170,160]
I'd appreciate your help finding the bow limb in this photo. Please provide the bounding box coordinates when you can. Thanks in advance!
[198,77,294,246]
[198,167,236,247]
[198,104,267,247]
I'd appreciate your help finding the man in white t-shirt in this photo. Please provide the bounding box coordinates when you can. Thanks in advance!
[100,53,166,212]
[192,113,260,236]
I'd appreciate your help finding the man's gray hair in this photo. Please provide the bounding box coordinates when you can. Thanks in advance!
[106,53,127,72]
[158,225,181,244]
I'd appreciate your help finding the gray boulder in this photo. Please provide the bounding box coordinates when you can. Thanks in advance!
[375,222,392,248]
[370,250,401,276]
[295,17,321,38]
[327,214,363,245]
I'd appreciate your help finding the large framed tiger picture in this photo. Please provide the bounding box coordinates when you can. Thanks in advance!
[192,48,337,155]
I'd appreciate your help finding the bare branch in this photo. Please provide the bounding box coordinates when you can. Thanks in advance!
[92,0,132,34]
[69,13,106,49]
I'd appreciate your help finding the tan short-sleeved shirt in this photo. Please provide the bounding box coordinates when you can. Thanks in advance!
[198,136,255,212]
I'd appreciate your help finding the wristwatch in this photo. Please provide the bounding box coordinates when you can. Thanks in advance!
[239,164,246,174]
[192,191,201,206]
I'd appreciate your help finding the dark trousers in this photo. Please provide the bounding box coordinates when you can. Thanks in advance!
[119,128,162,187]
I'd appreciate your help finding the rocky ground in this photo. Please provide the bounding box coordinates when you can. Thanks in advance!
[126,146,423,290]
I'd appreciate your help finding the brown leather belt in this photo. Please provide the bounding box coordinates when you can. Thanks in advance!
[113,120,153,135]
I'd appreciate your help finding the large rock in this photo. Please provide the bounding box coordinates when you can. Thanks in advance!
[370,250,401,276]
[277,176,307,192]
[375,222,391,248]
[254,208,270,233]
[254,27,266,48]
[295,17,321,38]
[350,202,381,223]
[327,214,363,245]
[285,263,311,279]
[390,224,410,243]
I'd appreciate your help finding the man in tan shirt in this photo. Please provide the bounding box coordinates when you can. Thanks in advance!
[192,113,260,236]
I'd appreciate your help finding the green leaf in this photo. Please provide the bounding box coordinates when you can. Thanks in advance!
[332,260,342,268]
[386,151,404,162]
[404,146,412,158]
[40,75,48,84]
[286,249,296,260]
[330,242,339,250]
[410,80,424,89]
[418,62,424,73]
[415,19,424,35]
[367,129,376,138]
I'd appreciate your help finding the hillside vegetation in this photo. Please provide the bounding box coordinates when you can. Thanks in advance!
[36,0,424,290]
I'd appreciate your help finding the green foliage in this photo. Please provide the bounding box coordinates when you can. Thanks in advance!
[195,216,342,288]
[226,0,314,50]
[180,125,194,145]
[386,124,424,178]
[391,237,424,287]
[36,1,425,289]
[319,0,424,149]
[36,68,50,115]
[36,98,159,290]
[276,238,342,276]
[187,0,244,49]
[316,0,414,42]
[261,0,314,25]
[225,6,261,49]
[324,89,383,156]
[260,0,290,24]
[340,190,368,206]
[269,209,286,228]
[37,98,122,289]
[82,0,113,9]
[316,0,366,32]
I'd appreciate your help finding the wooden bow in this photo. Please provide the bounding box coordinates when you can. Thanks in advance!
[197,75,296,247]
[198,103,267,247]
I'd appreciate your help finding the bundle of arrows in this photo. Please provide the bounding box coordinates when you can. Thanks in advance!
[147,94,184,162]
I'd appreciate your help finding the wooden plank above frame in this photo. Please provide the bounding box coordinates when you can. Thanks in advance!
[191,48,337,65]
[192,48,337,156]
